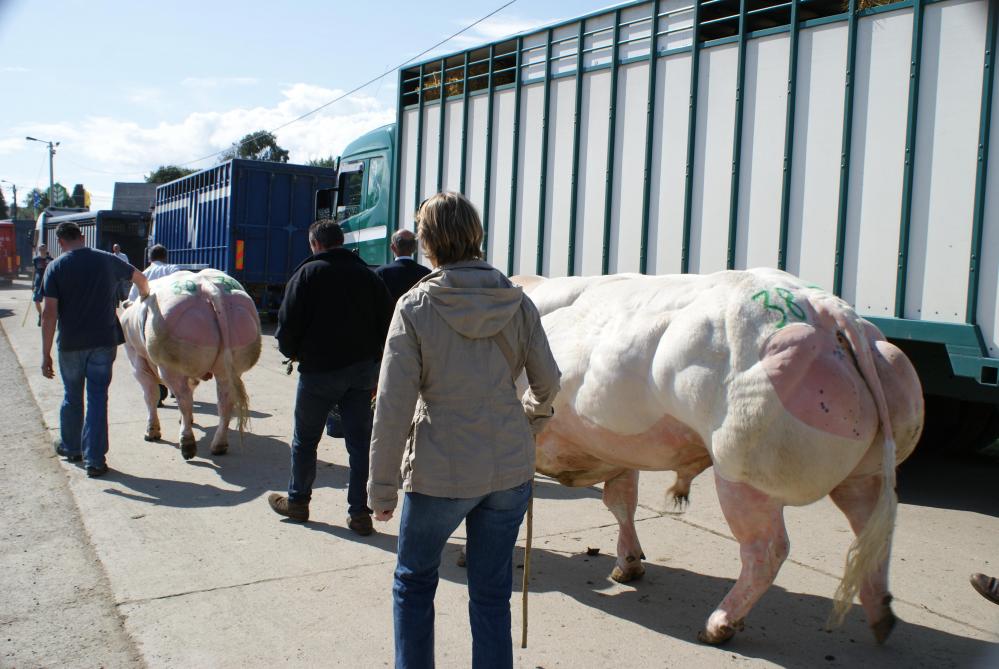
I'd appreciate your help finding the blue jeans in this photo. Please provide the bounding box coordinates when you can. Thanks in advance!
[58,346,117,468]
[394,480,532,669]
[288,359,379,516]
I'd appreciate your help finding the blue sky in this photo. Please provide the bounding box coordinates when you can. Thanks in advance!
[0,0,616,212]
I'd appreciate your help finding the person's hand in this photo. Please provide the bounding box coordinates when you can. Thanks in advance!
[41,354,54,379]
[374,509,394,522]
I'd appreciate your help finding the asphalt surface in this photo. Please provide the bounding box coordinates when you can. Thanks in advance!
[1,278,997,668]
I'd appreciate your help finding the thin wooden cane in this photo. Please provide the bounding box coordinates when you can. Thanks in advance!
[521,489,534,648]
[21,267,36,327]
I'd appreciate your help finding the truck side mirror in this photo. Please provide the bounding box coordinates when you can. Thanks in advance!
[315,188,338,221]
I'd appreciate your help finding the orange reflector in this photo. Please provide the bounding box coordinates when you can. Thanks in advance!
[235,239,245,271]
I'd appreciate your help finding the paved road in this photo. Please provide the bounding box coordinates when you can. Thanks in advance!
[1,279,997,668]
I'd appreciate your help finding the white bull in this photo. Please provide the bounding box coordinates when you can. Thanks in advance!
[517,268,924,645]
[121,270,262,460]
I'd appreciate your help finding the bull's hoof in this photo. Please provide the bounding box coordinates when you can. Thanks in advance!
[610,563,645,583]
[697,618,744,645]
[180,440,197,460]
[870,609,897,645]
[210,443,228,456]
[144,430,161,442]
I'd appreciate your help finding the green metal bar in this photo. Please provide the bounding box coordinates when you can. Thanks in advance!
[895,0,925,318]
[507,36,523,276]
[413,63,425,224]
[436,58,447,194]
[460,52,470,195]
[833,0,859,297]
[777,0,800,271]
[537,30,553,275]
[967,0,998,324]
[567,21,585,276]
[601,10,622,275]
[639,0,661,274]
[482,45,496,259]
[726,0,749,270]
[680,0,701,274]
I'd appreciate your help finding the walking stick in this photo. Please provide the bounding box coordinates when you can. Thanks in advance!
[21,267,36,327]
[521,488,534,649]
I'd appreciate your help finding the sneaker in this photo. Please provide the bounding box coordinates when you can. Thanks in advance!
[55,445,82,462]
[85,464,109,478]
[268,493,309,522]
[970,573,999,605]
[347,513,374,536]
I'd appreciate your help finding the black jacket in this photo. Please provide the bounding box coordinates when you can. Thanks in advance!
[374,258,432,303]
[276,247,394,373]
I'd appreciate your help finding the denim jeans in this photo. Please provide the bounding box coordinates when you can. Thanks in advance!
[288,359,379,516]
[58,346,117,469]
[394,480,532,669]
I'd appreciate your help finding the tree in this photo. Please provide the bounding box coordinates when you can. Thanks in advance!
[0,188,8,219]
[307,156,337,169]
[146,165,196,184]
[71,184,86,208]
[219,130,290,164]
[24,183,74,211]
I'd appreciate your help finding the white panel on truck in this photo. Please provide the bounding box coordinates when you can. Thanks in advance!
[979,3,999,357]
[690,43,738,274]
[787,22,848,291]
[906,0,987,322]
[545,77,578,277]
[552,24,581,77]
[442,98,463,193]
[610,61,649,274]
[648,52,693,275]
[487,88,516,269]
[577,69,611,276]
[842,9,912,315]
[465,95,490,220]
[398,108,420,231]
[619,3,653,62]
[515,83,545,276]
[421,103,441,204]
[522,32,548,83]
[736,33,789,271]
[583,13,615,70]
[659,0,694,52]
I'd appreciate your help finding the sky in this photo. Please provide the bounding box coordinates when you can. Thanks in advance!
[0,0,616,213]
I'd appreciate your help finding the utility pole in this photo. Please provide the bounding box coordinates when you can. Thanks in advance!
[25,136,59,208]
[0,180,16,219]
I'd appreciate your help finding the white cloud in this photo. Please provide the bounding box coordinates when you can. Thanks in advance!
[181,76,259,88]
[2,66,29,72]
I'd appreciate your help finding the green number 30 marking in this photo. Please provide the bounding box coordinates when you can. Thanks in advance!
[752,288,806,329]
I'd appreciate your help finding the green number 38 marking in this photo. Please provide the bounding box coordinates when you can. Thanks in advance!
[751,287,806,329]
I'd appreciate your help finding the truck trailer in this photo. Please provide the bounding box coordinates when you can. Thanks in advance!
[325,0,999,448]
[42,210,151,267]
[151,159,337,315]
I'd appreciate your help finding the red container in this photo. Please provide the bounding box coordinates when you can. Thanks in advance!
[0,222,17,282]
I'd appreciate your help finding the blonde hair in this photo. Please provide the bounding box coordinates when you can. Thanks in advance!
[416,192,483,267]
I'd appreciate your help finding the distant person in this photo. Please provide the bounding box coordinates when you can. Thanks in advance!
[268,219,394,535]
[41,222,149,478]
[374,229,431,303]
[112,244,131,304]
[127,244,178,303]
[368,192,561,668]
[971,573,999,605]
[31,244,54,326]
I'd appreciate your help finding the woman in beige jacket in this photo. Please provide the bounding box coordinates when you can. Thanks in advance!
[368,192,560,669]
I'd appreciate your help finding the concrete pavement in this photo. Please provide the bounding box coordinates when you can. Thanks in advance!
[1,278,997,668]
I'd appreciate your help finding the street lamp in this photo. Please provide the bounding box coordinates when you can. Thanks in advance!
[25,136,59,210]
[0,180,17,219]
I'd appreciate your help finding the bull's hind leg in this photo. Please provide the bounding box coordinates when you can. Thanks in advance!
[700,473,789,644]
[604,469,646,583]
[830,474,896,643]
[124,345,161,441]
[210,375,232,455]
[161,369,197,460]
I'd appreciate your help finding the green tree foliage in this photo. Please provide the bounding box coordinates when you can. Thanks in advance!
[71,184,86,207]
[219,130,290,163]
[307,156,337,169]
[145,165,196,184]
[0,188,8,219]
[24,183,73,210]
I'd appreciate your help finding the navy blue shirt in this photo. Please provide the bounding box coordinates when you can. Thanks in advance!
[42,247,135,351]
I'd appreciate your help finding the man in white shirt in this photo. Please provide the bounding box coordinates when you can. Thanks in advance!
[112,244,131,303]
[127,244,178,302]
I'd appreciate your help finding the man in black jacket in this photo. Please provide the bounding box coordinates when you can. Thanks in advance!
[269,220,393,535]
[374,229,431,303]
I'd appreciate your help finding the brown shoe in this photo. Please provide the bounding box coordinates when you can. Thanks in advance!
[268,493,309,522]
[970,573,999,605]
[347,513,373,536]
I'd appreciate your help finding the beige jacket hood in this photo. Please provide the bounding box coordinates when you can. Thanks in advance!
[368,261,561,511]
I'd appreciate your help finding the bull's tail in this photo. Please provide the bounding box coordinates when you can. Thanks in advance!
[821,299,897,627]
[201,278,251,435]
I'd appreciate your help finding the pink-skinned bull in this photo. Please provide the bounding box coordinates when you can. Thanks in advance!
[514,268,923,645]
[121,269,262,460]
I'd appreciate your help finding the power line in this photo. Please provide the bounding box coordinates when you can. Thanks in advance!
[178,0,520,168]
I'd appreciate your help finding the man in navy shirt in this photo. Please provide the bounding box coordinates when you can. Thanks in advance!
[374,229,431,303]
[41,222,150,477]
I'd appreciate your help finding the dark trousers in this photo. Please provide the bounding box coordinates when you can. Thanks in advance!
[288,359,379,516]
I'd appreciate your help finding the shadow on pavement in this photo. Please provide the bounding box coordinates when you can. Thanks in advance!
[0,308,14,319]
[531,476,602,501]
[898,448,999,517]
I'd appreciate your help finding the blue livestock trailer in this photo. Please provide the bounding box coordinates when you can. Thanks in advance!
[152,159,337,315]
